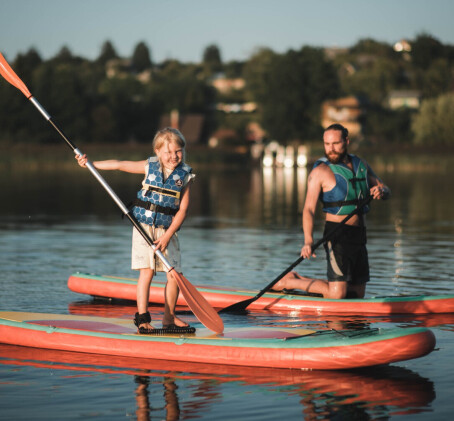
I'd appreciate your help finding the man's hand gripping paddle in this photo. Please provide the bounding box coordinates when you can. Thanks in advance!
[220,196,373,313]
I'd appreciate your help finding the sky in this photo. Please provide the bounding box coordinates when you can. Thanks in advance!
[1,0,454,63]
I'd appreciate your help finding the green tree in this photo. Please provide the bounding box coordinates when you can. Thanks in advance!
[153,60,214,113]
[202,44,222,76]
[412,93,454,146]
[131,41,152,72]
[0,74,36,143]
[90,104,116,143]
[245,47,339,141]
[97,41,119,65]
[414,58,453,98]
[52,46,74,63]
[350,38,395,57]
[32,61,89,143]
[333,38,407,104]
[223,60,244,78]
[243,47,277,103]
[340,57,404,103]
[0,49,44,144]
[13,48,42,83]
[411,33,445,70]
[363,106,414,144]
[98,74,160,142]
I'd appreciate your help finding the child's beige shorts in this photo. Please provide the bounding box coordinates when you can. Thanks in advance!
[131,224,181,272]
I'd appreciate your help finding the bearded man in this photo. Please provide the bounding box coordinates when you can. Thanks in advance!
[274,124,390,299]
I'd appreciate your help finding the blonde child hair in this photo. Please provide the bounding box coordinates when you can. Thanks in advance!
[153,127,186,151]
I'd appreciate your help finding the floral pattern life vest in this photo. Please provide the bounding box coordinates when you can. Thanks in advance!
[314,154,370,215]
[132,157,192,228]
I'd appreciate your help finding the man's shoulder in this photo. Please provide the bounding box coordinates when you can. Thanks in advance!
[309,162,331,185]
[311,160,331,174]
[350,154,368,166]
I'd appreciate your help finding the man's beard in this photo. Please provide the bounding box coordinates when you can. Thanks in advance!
[325,149,347,164]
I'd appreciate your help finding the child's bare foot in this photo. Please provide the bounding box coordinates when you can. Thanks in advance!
[139,322,154,331]
[162,315,189,328]
[134,312,155,333]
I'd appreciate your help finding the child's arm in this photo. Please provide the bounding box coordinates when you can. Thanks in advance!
[153,180,192,251]
[75,154,147,174]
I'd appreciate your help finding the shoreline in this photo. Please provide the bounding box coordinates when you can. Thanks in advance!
[1,142,453,172]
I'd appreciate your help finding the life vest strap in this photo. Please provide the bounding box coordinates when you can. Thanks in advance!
[322,198,365,208]
[349,176,366,185]
[142,184,180,199]
[132,198,178,216]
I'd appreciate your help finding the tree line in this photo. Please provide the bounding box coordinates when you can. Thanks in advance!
[1,34,453,146]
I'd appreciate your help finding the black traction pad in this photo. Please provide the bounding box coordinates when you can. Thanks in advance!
[138,326,196,335]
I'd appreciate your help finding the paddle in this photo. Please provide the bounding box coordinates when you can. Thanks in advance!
[220,195,373,313]
[0,52,224,334]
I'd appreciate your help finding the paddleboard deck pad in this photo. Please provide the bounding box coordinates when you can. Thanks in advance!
[0,311,435,370]
[68,272,454,315]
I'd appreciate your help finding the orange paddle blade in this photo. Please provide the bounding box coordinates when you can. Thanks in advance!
[171,271,224,334]
[0,52,32,98]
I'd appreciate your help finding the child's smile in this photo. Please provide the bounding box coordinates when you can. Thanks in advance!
[156,142,183,171]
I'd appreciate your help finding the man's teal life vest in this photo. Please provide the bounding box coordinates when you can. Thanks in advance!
[313,155,370,215]
[132,157,192,228]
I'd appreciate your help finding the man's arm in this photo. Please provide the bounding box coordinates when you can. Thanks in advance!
[366,163,391,200]
[301,168,323,258]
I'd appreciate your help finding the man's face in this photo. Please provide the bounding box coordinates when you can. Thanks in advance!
[323,130,348,164]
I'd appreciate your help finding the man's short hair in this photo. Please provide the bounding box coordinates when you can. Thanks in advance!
[324,124,349,141]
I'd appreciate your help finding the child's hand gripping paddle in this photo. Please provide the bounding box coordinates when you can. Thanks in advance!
[0,52,224,334]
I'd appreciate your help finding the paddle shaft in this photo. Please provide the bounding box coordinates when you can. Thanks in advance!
[220,195,373,313]
[29,97,174,269]
[0,53,224,333]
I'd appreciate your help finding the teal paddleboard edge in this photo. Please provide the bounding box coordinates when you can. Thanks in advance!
[72,272,454,303]
[0,314,431,349]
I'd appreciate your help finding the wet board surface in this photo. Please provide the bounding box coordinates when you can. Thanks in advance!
[0,311,315,339]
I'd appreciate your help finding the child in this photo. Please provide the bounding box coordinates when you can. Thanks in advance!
[76,127,195,334]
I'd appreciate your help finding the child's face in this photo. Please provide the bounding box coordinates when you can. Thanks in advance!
[155,141,183,171]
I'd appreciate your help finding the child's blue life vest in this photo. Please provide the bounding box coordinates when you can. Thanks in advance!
[132,157,192,228]
[313,155,370,215]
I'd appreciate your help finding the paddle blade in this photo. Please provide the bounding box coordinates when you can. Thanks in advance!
[219,298,254,314]
[0,53,32,98]
[171,271,224,333]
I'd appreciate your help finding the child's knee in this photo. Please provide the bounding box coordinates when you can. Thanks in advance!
[166,272,178,285]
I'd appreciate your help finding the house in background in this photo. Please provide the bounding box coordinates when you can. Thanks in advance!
[159,110,205,144]
[387,90,421,110]
[208,128,240,148]
[321,96,366,138]
[211,76,245,93]
[105,58,152,82]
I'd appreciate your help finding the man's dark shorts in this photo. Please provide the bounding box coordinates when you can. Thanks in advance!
[323,221,370,284]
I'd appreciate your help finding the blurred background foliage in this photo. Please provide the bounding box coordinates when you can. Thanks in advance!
[1,33,454,148]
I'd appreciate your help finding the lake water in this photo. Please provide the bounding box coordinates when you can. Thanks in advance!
[1,163,453,420]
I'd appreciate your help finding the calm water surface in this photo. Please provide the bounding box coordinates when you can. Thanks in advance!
[1,164,453,420]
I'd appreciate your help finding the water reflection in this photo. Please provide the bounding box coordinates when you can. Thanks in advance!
[1,164,454,233]
[1,164,453,419]
[134,375,197,421]
[0,343,435,419]
[261,166,307,227]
